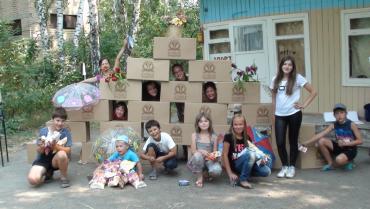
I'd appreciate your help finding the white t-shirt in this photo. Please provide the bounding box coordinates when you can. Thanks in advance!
[142,132,176,153]
[270,74,307,116]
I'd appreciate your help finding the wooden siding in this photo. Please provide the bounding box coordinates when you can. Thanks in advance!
[302,8,370,117]
[201,0,370,24]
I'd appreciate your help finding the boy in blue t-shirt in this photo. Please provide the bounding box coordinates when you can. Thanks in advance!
[27,107,72,188]
[302,103,363,171]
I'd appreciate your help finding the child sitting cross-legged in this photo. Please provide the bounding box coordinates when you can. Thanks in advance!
[89,135,146,189]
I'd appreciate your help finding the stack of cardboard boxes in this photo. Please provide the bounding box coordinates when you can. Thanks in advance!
[27,35,325,170]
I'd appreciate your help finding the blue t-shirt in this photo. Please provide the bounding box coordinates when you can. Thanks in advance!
[108,149,139,162]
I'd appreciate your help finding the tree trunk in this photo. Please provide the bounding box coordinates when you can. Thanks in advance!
[72,0,84,65]
[35,0,49,57]
[179,0,184,9]
[87,0,101,74]
[128,0,141,41]
[56,0,64,64]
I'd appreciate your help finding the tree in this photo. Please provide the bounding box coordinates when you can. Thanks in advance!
[56,0,64,64]
[35,0,50,57]
[87,0,101,73]
[72,0,85,65]
[128,0,142,41]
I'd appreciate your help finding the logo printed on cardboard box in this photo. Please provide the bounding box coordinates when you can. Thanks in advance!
[113,82,127,98]
[141,104,154,121]
[256,106,270,124]
[168,39,181,57]
[141,61,154,78]
[170,125,183,143]
[199,105,212,115]
[202,63,216,79]
[174,84,187,100]
[231,86,245,102]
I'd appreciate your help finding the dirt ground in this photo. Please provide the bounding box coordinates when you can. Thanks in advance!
[0,142,369,209]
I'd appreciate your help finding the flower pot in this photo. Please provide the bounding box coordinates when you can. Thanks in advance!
[166,25,182,38]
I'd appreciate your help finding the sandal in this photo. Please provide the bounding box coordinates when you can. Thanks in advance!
[149,170,157,180]
[195,180,203,188]
[60,179,70,188]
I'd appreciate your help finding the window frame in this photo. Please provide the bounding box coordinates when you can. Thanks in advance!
[341,8,370,87]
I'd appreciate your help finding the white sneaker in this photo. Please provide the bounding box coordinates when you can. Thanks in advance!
[286,166,295,178]
[277,166,288,178]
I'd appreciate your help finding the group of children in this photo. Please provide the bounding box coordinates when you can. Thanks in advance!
[27,55,364,190]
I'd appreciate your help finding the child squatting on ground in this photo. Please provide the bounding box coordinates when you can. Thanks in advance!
[222,114,271,189]
[187,112,222,188]
[27,107,72,188]
[302,103,363,171]
[89,135,145,189]
[140,120,177,180]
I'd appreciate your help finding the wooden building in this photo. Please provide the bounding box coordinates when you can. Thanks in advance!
[200,0,370,117]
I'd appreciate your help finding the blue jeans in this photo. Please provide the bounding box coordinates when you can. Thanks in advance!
[234,153,271,181]
[146,143,177,170]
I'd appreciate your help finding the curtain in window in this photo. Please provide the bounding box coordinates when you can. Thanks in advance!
[234,25,263,52]
[349,35,370,78]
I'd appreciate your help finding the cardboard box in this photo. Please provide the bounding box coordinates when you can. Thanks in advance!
[80,142,96,163]
[298,124,316,144]
[127,57,170,81]
[213,125,230,136]
[217,82,260,104]
[67,100,112,122]
[160,81,202,103]
[127,101,170,123]
[297,146,325,169]
[27,143,37,164]
[161,123,193,145]
[99,80,142,101]
[99,121,141,137]
[188,60,232,81]
[184,103,228,125]
[65,121,90,143]
[241,103,273,125]
[153,37,196,60]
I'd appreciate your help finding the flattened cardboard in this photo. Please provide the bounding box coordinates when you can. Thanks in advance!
[27,143,37,164]
[161,123,193,145]
[188,60,232,81]
[241,103,273,125]
[99,80,142,101]
[184,103,228,125]
[160,81,202,103]
[127,101,170,123]
[153,37,196,60]
[65,121,90,143]
[217,82,260,104]
[67,100,112,122]
[127,57,170,81]
[80,142,96,163]
[99,121,141,137]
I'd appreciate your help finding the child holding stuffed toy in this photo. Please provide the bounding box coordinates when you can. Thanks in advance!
[89,135,145,189]
[187,112,222,188]
[27,107,72,188]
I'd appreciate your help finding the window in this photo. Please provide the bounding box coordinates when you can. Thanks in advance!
[8,19,22,36]
[341,9,370,86]
[206,25,232,60]
[234,24,263,52]
[273,20,308,78]
[49,14,77,29]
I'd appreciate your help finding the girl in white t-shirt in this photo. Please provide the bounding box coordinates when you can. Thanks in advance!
[270,56,317,178]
